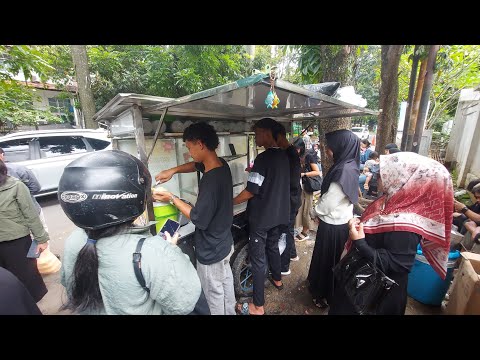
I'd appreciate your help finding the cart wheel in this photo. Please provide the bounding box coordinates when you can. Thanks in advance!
[231,242,254,298]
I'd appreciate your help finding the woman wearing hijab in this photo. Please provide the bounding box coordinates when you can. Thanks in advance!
[329,152,453,315]
[308,129,360,309]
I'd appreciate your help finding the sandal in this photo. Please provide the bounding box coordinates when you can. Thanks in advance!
[295,231,310,242]
[267,276,284,290]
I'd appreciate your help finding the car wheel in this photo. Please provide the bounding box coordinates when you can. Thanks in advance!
[230,240,254,298]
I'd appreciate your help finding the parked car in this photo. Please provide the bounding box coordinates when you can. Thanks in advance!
[351,126,369,140]
[0,129,111,196]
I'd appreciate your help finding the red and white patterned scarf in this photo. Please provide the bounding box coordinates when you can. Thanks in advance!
[347,152,453,279]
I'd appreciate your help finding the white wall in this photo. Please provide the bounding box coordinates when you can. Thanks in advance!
[445,88,480,187]
[33,89,80,126]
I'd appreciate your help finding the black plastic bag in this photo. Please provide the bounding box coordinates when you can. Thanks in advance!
[302,162,322,193]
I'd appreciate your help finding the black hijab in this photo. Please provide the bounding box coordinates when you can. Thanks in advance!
[320,129,360,204]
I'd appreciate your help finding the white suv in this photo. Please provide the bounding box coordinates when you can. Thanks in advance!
[351,126,369,140]
[0,129,111,196]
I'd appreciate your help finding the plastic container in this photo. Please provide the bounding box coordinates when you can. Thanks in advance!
[153,201,179,233]
[407,247,460,306]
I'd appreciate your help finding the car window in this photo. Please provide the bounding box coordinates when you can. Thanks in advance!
[0,138,32,162]
[38,136,87,158]
[86,137,110,151]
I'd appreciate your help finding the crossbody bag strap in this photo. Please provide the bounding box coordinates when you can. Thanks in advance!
[133,237,150,293]
[372,250,387,274]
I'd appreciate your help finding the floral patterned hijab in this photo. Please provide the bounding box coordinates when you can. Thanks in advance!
[358,152,453,279]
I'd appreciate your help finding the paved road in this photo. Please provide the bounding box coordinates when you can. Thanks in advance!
[36,194,75,315]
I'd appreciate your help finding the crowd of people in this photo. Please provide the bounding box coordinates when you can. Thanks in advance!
[0,119,466,316]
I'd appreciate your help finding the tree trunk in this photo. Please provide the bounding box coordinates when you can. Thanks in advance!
[70,45,96,129]
[400,45,420,151]
[412,45,439,153]
[318,45,358,173]
[376,45,404,155]
[406,57,428,151]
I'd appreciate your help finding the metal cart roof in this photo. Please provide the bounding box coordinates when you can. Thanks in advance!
[93,73,378,124]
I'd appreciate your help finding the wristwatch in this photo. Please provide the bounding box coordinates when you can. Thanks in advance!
[461,206,469,214]
[169,193,178,205]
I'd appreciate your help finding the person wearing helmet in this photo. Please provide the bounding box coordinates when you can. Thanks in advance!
[58,150,201,315]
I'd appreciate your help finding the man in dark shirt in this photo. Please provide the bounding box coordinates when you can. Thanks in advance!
[233,118,290,315]
[153,122,235,315]
[275,123,301,275]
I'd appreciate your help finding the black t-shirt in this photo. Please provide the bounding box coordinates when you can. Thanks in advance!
[246,148,290,231]
[303,149,319,172]
[286,145,301,212]
[190,158,233,265]
[468,202,480,214]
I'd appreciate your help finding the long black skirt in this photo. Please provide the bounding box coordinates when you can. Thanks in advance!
[0,235,48,303]
[307,220,349,304]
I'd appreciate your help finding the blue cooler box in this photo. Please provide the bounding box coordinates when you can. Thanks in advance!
[407,247,460,306]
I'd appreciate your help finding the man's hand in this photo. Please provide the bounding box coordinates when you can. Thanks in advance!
[454,200,467,212]
[155,169,175,184]
[152,191,172,203]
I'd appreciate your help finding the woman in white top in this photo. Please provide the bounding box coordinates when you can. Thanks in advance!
[307,129,360,309]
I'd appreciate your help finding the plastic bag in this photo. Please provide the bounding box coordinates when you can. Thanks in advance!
[278,233,287,255]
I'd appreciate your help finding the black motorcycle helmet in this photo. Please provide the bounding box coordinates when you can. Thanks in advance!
[58,150,151,230]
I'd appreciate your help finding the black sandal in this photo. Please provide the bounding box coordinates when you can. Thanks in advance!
[268,276,284,290]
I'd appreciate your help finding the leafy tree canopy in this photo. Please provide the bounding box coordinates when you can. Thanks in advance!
[397,45,480,131]
[0,45,62,132]
[39,45,270,111]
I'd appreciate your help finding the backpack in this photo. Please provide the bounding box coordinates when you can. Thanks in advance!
[133,237,210,315]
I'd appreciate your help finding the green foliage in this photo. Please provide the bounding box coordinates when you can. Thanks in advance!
[0,45,64,132]
[398,45,480,130]
[38,45,253,111]
[288,45,359,85]
[354,45,381,124]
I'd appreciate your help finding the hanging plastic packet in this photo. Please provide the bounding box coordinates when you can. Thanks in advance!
[265,69,280,109]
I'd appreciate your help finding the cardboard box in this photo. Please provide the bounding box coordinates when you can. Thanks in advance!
[446,252,480,315]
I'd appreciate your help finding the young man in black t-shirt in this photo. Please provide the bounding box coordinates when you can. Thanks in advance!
[275,124,301,275]
[233,118,290,315]
[153,122,235,315]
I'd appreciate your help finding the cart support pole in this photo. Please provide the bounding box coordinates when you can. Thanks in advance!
[147,108,168,162]
[132,104,156,235]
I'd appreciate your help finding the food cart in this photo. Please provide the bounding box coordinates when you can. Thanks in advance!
[93,72,379,297]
